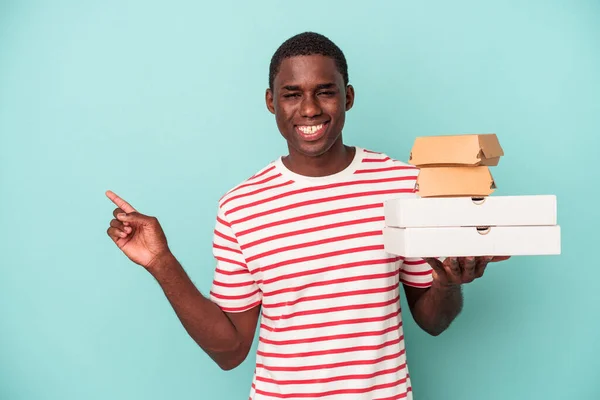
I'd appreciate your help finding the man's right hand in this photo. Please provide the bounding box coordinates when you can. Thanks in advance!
[105,190,172,270]
[105,190,260,371]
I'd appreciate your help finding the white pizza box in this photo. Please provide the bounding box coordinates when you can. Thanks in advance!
[383,225,561,257]
[384,195,557,228]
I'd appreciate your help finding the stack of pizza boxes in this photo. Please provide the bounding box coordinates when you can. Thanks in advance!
[383,134,561,257]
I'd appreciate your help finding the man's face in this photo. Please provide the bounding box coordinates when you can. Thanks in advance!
[266,55,354,157]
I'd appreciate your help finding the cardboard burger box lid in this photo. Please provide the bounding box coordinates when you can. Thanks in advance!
[415,166,496,197]
[409,133,504,167]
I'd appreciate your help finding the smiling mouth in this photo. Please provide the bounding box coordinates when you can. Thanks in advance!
[295,121,329,141]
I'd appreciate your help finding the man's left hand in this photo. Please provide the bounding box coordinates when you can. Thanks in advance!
[424,256,511,287]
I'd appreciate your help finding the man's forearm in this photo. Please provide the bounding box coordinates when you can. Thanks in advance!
[411,283,463,336]
[147,253,246,369]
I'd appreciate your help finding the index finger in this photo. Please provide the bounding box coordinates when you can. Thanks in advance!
[105,190,137,213]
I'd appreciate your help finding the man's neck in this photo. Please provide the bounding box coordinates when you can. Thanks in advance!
[283,140,356,178]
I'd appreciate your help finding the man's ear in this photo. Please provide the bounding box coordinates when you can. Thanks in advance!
[345,84,355,111]
[265,88,275,114]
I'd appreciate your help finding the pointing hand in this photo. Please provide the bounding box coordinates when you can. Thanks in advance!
[105,190,171,270]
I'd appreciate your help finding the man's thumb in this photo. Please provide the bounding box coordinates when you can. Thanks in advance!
[116,212,143,223]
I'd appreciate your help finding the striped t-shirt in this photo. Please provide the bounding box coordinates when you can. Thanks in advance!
[209,147,433,400]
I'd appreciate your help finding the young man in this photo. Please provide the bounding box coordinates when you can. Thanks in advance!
[106,32,508,400]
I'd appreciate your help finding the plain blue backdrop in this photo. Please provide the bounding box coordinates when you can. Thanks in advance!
[1,1,599,399]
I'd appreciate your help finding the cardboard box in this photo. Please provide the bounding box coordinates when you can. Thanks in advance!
[383,226,561,257]
[384,195,557,228]
[409,133,504,167]
[415,166,496,197]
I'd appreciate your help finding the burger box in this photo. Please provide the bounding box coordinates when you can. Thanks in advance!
[382,195,561,257]
[409,133,503,198]
[408,133,504,167]
[415,166,496,198]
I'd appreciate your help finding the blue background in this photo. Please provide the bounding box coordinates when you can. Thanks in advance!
[1,1,599,399]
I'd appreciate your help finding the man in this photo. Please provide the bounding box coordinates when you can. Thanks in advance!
[106,32,508,399]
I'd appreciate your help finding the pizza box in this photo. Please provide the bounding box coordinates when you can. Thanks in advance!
[384,195,557,228]
[382,226,561,257]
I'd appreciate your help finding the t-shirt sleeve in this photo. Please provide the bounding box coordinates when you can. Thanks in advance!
[209,208,262,313]
[399,257,433,288]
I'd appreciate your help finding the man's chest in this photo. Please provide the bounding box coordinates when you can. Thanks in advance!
[229,190,413,303]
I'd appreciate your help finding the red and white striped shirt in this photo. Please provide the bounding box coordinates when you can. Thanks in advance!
[210,147,433,400]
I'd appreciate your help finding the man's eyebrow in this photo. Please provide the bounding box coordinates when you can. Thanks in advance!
[281,83,337,91]
[316,83,336,89]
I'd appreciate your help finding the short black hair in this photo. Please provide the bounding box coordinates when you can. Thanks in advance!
[269,32,349,89]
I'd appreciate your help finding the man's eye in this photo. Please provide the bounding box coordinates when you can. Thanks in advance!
[318,91,335,96]
[283,93,301,98]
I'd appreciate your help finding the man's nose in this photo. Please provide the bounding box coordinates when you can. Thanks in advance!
[300,95,322,118]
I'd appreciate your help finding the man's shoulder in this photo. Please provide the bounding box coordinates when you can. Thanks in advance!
[217,160,280,212]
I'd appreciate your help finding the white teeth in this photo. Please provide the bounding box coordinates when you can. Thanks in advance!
[299,124,323,134]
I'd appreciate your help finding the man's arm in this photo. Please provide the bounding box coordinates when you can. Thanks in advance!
[402,256,509,336]
[403,283,462,336]
[149,253,260,370]
[105,191,259,371]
